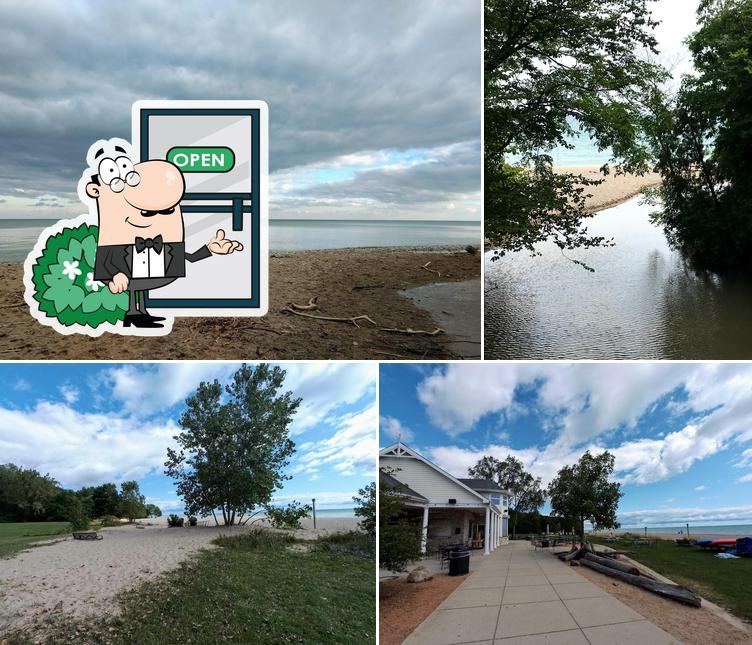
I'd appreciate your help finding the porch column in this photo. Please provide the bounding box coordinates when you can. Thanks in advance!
[497,514,501,547]
[420,506,429,554]
[494,514,499,548]
[484,506,491,555]
[490,513,496,551]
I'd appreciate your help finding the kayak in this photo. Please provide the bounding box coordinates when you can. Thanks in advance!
[709,539,737,548]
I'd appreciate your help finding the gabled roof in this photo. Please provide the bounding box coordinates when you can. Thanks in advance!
[379,470,429,503]
[459,478,504,492]
[379,442,489,505]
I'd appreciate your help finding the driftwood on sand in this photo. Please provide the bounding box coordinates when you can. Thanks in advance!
[280,307,377,328]
[557,541,701,608]
[580,558,702,607]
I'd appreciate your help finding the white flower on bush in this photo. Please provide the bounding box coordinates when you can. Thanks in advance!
[62,260,82,280]
[85,272,102,292]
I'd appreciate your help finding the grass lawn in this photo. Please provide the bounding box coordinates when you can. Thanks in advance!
[0,521,71,559]
[9,530,375,645]
[591,536,752,622]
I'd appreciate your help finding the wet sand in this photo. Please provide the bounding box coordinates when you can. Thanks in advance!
[0,246,480,360]
[555,165,662,213]
[399,278,481,358]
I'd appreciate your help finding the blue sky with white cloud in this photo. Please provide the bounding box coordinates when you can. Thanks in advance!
[0,362,376,513]
[380,363,752,528]
[0,1,480,221]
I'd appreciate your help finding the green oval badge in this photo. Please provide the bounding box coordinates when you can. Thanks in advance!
[167,146,235,173]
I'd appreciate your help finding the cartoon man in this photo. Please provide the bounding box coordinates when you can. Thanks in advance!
[84,141,242,328]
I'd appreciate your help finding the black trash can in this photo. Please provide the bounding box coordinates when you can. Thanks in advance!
[448,545,470,576]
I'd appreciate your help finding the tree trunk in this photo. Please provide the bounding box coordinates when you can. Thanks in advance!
[211,509,219,526]
[582,552,650,578]
[580,558,701,607]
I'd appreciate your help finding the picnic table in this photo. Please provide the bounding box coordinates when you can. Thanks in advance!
[72,531,103,541]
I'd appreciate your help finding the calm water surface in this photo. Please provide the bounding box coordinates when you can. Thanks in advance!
[485,197,752,359]
[0,219,480,261]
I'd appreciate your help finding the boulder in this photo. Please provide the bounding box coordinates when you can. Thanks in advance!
[407,566,433,583]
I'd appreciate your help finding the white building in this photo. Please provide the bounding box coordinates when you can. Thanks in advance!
[380,442,510,555]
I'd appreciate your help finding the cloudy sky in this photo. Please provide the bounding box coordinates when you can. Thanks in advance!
[0,0,481,221]
[1,362,377,512]
[380,363,752,528]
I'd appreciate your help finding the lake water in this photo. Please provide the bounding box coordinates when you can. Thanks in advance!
[615,524,752,536]
[0,218,480,262]
[485,196,752,359]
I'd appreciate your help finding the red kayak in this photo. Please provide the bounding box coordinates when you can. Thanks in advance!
[709,539,737,548]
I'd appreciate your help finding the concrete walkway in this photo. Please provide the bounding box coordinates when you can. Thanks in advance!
[404,541,680,644]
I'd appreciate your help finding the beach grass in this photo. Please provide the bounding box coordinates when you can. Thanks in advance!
[0,521,70,559]
[590,536,752,622]
[10,530,375,644]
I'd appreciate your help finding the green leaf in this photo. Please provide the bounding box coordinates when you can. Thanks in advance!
[82,234,98,268]
[82,292,103,313]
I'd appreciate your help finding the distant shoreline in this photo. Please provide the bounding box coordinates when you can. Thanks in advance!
[554,165,662,213]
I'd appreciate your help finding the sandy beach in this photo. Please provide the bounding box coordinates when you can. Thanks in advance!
[592,529,751,541]
[0,515,359,634]
[0,246,480,360]
[556,165,662,212]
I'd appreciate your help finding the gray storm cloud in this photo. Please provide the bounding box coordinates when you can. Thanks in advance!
[0,0,480,208]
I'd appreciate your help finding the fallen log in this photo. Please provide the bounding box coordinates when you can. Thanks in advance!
[559,544,586,561]
[583,552,654,579]
[580,558,701,607]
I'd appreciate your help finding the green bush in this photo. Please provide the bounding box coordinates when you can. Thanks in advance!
[264,501,311,529]
[167,514,184,527]
[30,223,129,328]
[100,515,122,527]
[214,529,295,550]
[313,530,374,560]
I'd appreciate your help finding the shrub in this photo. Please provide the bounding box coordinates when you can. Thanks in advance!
[264,501,311,529]
[353,482,375,538]
[214,529,295,550]
[314,530,374,560]
[29,223,129,328]
[100,515,122,527]
[167,514,184,528]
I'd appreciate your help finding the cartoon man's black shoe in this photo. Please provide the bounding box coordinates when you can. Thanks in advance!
[123,313,164,328]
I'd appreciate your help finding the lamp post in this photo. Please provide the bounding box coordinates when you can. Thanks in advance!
[312,498,316,530]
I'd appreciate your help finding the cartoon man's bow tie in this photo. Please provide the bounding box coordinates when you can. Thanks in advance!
[135,235,164,254]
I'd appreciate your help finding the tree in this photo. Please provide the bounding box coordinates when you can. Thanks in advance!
[165,364,301,526]
[547,451,623,543]
[468,455,544,538]
[145,504,162,518]
[0,463,59,521]
[646,0,752,272]
[51,489,90,531]
[379,472,423,572]
[485,0,666,264]
[90,483,121,518]
[353,482,376,538]
[119,481,146,522]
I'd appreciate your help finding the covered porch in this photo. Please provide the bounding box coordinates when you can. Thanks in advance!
[406,503,508,556]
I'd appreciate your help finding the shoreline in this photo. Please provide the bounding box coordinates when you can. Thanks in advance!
[0,245,480,359]
[591,530,751,541]
[554,165,662,213]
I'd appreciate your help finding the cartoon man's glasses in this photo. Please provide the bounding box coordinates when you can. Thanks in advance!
[98,156,140,193]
